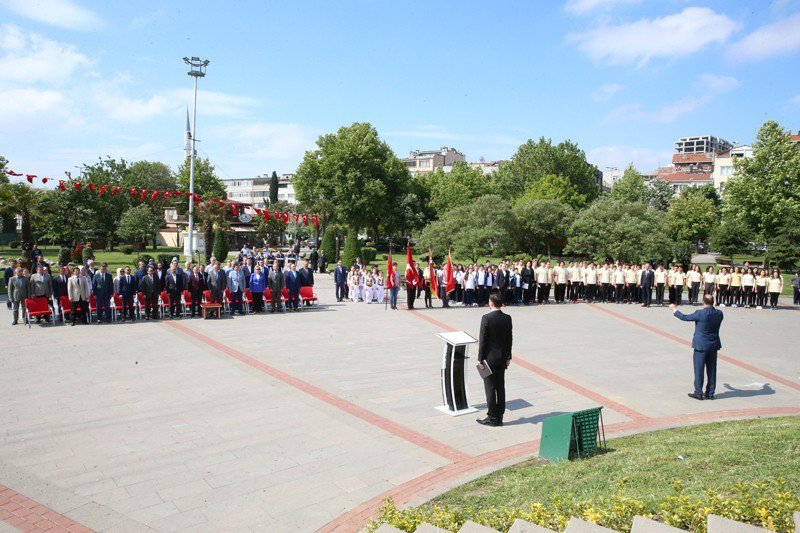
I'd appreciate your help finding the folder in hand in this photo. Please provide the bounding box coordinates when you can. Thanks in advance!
[477,362,493,379]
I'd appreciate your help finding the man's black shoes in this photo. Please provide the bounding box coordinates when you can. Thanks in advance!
[687,393,704,401]
[705,394,714,400]
[477,417,503,427]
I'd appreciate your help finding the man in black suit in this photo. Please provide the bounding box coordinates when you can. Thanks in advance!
[639,263,654,307]
[207,262,226,304]
[671,294,724,400]
[52,265,70,315]
[477,293,513,427]
[140,265,160,320]
[164,264,183,318]
[298,259,314,306]
[118,266,137,321]
[333,260,346,302]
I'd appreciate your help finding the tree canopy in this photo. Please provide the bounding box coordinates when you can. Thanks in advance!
[425,161,489,216]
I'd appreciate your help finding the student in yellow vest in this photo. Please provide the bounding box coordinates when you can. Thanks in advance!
[667,265,677,304]
[730,267,742,307]
[613,265,626,304]
[767,270,783,310]
[625,264,638,304]
[702,266,716,297]
[599,263,611,303]
[673,266,686,306]
[741,268,756,308]
[755,269,769,309]
[553,261,568,303]
[716,267,730,308]
[687,264,702,305]
[583,263,598,302]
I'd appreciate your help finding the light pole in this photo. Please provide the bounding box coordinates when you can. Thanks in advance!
[183,56,209,263]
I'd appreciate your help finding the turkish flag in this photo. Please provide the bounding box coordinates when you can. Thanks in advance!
[7,170,23,176]
[99,185,109,195]
[273,211,280,220]
[112,186,120,195]
[163,191,171,199]
[386,250,396,289]
[231,204,238,217]
[26,175,35,183]
[41,178,49,184]
[282,212,290,223]
[445,251,455,295]
[59,180,66,191]
[140,189,148,200]
[88,183,97,192]
[429,250,438,299]
[129,188,138,198]
[74,182,82,191]
[302,213,309,226]
[150,191,160,201]
[311,214,319,227]
[405,244,419,288]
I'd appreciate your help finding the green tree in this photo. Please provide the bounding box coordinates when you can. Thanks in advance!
[195,201,228,262]
[565,197,671,263]
[0,156,8,184]
[294,122,411,240]
[666,190,718,246]
[426,161,489,215]
[212,227,229,261]
[766,211,800,270]
[269,171,279,205]
[611,165,647,203]
[417,195,515,262]
[0,183,45,245]
[518,174,587,209]
[252,200,290,246]
[320,226,336,262]
[709,216,754,257]
[648,180,673,211]
[724,121,800,239]
[513,198,575,256]
[0,155,16,233]
[177,156,226,259]
[494,138,600,202]
[116,204,163,248]
[341,228,362,266]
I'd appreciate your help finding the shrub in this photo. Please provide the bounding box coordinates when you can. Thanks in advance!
[82,245,94,263]
[57,247,71,265]
[71,243,83,263]
[212,228,228,261]
[361,246,377,265]
[139,254,154,264]
[157,253,176,265]
[9,241,20,249]
[320,228,336,262]
[340,228,361,267]
[121,245,134,255]
[368,479,799,533]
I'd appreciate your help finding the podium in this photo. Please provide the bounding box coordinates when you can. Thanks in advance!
[435,331,479,416]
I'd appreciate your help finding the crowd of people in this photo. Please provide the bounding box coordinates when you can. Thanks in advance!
[4,244,319,326]
[386,258,798,311]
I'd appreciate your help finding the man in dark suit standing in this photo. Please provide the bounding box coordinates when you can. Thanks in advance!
[267,260,284,313]
[188,266,205,317]
[639,263,654,307]
[5,259,18,310]
[207,263,226,304]
[92,262,114,323]
[298,259,315,306]
[284,262,301,311]
[477,293,513,427]
[333,260,346,302]
[164,264,183,318]
[53,265,70,316]
[671,294,724,400]
[140,265,159,320]
[118,266,137,321]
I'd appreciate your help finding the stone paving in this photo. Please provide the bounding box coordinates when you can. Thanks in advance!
[0,275,798,532]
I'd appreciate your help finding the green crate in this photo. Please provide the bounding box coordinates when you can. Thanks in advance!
[539,407,606,462]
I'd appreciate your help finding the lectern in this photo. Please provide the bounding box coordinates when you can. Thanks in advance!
[435,331,479,416]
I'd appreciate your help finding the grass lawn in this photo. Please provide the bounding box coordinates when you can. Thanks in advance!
[0,246,189,274]
[431,416,800,508]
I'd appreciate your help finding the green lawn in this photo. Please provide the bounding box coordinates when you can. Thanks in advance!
[0,246,189,273]
[431,416,800,508]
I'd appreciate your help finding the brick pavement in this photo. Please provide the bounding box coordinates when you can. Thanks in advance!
[1,275,798,532]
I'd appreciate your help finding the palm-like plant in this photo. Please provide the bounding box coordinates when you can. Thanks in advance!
[194,200,229,262]
[0,183,45,245]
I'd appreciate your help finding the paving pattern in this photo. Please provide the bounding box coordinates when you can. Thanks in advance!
[1,276,798,532]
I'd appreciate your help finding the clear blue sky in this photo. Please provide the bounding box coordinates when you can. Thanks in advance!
[1,0,798,182]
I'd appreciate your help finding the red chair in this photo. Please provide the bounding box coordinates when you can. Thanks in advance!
[88,295,98,323]
[264,288,284,311]
[24,297,55,327]
[112,294,124,322]
[223,289,232,314]
[159,291,170,318]
[299,286,318,306]
[202,289,212,303]
[242,289,252,314]
[181,290,193,317]
[199,289,222,319]
[136,291,146,319]
[58,295,72,323]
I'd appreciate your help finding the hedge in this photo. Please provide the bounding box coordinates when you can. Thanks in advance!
[361,246,377,265]
[369,479,799,533]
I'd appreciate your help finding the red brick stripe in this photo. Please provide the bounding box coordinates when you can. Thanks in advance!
[0,484,92,533]
[164,320,470,463]
[319,406,800,532]
[586,303,800,392]
[408,310,648,421]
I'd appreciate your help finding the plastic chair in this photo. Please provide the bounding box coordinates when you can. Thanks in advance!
[112,294,124,322]
[24,297,55,327]
[223,289,232,314]
[181,290,193,317]
[88,295,98,323]
[159,291,169,318]
[242,289,252,314]
[58,295,72,323]
[299,286,318,306]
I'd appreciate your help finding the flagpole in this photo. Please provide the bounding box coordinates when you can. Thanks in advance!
[385,239,391,311]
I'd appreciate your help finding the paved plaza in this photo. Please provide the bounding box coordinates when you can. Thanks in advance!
[1,274,799,532]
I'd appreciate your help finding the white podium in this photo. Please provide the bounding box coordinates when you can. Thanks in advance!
[435,331,479,416]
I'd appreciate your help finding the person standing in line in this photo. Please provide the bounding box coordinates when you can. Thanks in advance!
[791,270,800,306]
[29,264,53,322]
[654,264,667,306]
[285,262,301,312]
[702,266,716,298]
[67,266,90,325]
[768,270,783,310]
[140,265,159,320]
[298,259,315,307]
[667,264,677,305]
[730,267,742,307]
[207,262,226,305]
[639,263,654,307]
[673,266,686,306]
[52,265,70,318]
[333,259,346,302]
[613,264,626,304]
[742,268,755,308]
[477,293,513,427]
[188,266,205,317]
[4,259,18,310]
[405,260,417,310]
[249,265,266,313]
[267,260,284,313]
[687,265,702,305]
[118,266,137,322]
[756,269,769,309]
[92,262,114,323]
[388,261,400,310]
[227,263,246,315]
[553,261,567,303]
[599,263,611,303]
[716,267,730,308]
[583,262,598,302]
[165,264,183,318]
[671,294,723,401]
[8,266,29,325]
[521,261,533,305]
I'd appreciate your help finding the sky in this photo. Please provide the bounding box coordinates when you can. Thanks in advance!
[1,0,799,184]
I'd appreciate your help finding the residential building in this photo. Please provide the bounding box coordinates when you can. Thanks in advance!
[402,147,465,175]
[674,135,732,155]
[712,145,752,194]
[671,152,714,172]
[224,173,297,208]
[653,168,713,195]
[468,158,506,175]
[790,131,800,143]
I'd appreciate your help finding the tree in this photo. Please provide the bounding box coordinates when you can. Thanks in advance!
[252,200,290,246]
[320,226,336,262]
[565,197,671,263]
[723,121,800,239]
[417,195,515,262]
[0,156,8,184]
[766,211,800,270]
[513,198,575,256]
[0,183,45,245]
[709,216,754,257]
[194,201,228,262]
[666,190,718,246]
[425,161,489,215]
[494,137,600,202]
[212,227,228,261]
[647,180,673,211]
[269,171,279,205]
[177,156,226,259]
[341,228,362,266]
[294,122,411,240]
[116,204,162,248]
[517,174,587,209]
[611,165,647,203]
[0,155,16,233]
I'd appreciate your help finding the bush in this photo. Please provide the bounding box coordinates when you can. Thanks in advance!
[369,479,798,533]
[212,228,229,261]
[71,243,83,263]
[340,228,361,267]
[121,245,134,255]
[320,228,336,263]
[361,246,377,265]
[82,245,94,263]
[57,247,71,265]
[9,241,20,249]
[157,253,176,265]
[139,254,154,264]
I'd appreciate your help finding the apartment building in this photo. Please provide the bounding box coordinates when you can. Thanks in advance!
[402,147,465,175]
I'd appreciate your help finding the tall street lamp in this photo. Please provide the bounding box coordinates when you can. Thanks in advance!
[183,56,209,263]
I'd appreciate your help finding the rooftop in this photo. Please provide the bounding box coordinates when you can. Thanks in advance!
[654,170,713,183]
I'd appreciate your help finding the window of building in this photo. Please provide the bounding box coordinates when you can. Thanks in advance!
[418,159,430,168]
[405,161,417,168]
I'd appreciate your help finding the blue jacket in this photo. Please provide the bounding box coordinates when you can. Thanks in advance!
[284,269,301,291]
[674,306,723,351]
[334,266,347,285]
[117,273,137,297]
[249,273,266,293]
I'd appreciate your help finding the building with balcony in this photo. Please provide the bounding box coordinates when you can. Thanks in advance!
[224,173,297,208]
[402,147,465,175]
[712,145,752,194]
[674,135,733,155]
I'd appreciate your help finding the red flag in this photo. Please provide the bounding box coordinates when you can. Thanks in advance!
[311,214,319,227]
[74,182,82,191]
[262,211,269,221]
[163,191,171,199]
[231,203,238,217]
[98,185,109,195]
[282,212,290,223]
[302,213,309,226]
[150,190,160,201]
[129,188,138,197]
[428,250,438,299]
[112,186,120,195]
[292,213,300,223]
[26,175,35,183]
[386,250,396,289]
[88,183,97,192]
[59,180,66,191]
[405,244,419,288]
[273,211,280,220]
[445,251,455,295]
[41,178,49,184]
[6,170,23,176]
